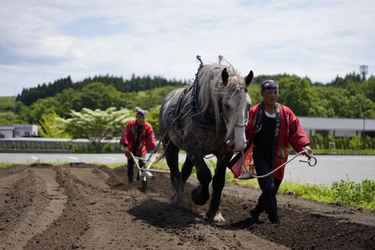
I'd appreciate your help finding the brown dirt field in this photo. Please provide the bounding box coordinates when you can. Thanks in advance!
[0,163,374,250]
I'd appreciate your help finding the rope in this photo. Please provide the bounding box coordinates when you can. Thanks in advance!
[240,149,317,179]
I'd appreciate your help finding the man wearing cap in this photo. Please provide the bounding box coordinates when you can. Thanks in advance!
[245,80,313,225]
[120,109,156,183]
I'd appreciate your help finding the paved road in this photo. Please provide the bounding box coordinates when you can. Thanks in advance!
[0,153,184,165]
[1,153,374,185]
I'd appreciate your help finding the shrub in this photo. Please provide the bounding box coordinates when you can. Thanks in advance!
[349,136,362,150]
[316,133,324,149]
[331,176,375,210]
[103,143,113,153]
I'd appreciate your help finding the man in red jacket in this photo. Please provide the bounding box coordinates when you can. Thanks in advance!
[245,80,313,225]
[120,109,156,183]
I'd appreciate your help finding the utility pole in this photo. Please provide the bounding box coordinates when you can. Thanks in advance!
[13,90,16,124]
[363,103,366,148]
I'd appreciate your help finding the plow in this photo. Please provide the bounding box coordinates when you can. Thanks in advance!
[129,152,170,192]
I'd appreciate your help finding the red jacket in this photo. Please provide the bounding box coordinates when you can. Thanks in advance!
[245,103,310,180]
[119,120,156,159]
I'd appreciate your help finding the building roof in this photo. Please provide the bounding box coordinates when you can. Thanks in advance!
[0,126,15,130]
[299,117,375,131]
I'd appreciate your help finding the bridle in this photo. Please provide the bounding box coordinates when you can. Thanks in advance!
[219,87,249,129]
[221,113,248,128]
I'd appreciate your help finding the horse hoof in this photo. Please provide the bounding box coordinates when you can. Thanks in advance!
[191,186,209,205]
[205,212,226,224]
[213,213,226,224]
[170,193,184,207]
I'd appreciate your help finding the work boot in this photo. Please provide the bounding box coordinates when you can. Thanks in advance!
[268,213,281,226]
[250,207,260,221]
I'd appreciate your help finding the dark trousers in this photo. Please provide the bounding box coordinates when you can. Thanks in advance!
[252,151,282,216]
[128,154,146,182]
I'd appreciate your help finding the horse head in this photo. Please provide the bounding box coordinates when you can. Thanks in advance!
[197,63,253,152]
[220,68,253,152]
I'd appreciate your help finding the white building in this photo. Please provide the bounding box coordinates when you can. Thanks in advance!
[0,124,39,138]
[299,117,375,138]
[0,126,15,138]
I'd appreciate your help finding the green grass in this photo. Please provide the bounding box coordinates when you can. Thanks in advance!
[225,171,375,211]
[0,162,14,168]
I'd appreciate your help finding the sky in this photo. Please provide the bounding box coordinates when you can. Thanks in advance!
[0,0,374,97]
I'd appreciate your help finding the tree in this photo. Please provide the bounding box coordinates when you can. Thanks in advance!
[363,78,375,102]
[19,97,60,124]
[57,107,132,152]
[145,105,161,138]
[0,117,12,125]
[39,111,71,138]
[248,84,262,106]
[54,88,82,118]
[135,86,179,111]
[79,82,121,111]
[277,76,325,117]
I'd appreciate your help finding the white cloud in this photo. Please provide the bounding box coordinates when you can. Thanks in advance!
[0,0,374,96]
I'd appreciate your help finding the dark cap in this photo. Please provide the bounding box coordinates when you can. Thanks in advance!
[136,109,146,117]
[261,80,279,92]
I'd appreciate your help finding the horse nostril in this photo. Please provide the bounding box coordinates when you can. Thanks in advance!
[230,144,235,150]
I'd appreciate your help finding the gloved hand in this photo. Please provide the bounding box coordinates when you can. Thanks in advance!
[303,146,313,159]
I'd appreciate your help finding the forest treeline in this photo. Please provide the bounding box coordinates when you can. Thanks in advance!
[0,71,374,137]
[16,74,189,107]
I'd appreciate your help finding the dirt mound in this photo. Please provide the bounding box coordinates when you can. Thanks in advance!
[0,163,374,249]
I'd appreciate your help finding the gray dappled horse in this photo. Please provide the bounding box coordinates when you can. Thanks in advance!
[158,57,253,223]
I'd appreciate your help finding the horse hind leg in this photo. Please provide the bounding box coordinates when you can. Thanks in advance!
[165,142,184,206]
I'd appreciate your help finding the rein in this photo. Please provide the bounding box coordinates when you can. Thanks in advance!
[239,149,317,179]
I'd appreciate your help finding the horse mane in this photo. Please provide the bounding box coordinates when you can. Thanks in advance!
[197,62,246,139]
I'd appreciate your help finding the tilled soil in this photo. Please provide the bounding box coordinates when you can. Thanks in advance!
[0,163,374,250]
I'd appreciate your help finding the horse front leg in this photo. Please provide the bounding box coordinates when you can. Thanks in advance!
[165,143,183,206]
[186,143,212,206]
[205,153,232,223]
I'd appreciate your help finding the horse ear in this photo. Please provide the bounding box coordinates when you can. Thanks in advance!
[221,68,229,86]
[245,70,254,87]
